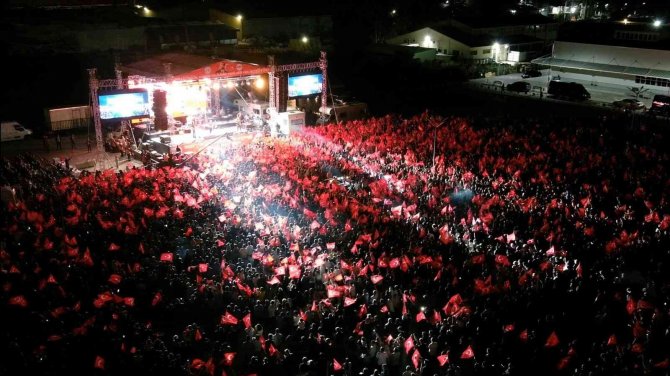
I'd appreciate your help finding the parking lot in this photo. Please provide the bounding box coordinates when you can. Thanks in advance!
[468,69,666,113]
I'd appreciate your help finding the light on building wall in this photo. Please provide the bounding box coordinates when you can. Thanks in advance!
[623,18,629,24]
[391,9,396,15]
[236,14,243,21]
[570,6,577,14]
[653,19,662,27]
[302,36,309,43]
[424,35,432,45]
[510,9,517,15]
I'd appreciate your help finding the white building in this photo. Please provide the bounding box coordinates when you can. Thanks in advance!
[531,22,670,93]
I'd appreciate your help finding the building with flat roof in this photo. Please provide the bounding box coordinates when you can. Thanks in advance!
[532,21,670,93]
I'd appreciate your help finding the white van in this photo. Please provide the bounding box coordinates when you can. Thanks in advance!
[1,121,33,142]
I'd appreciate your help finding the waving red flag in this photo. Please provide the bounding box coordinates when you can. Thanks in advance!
[108,243,120,251]
[326,242,336,250]
[267,276,281,285]
[221,312,239,325]
[344,297,357,307]
[416,311,426,322]
[545,331,560,348]
[404,336,415,354]
[198,263,208,273]
[460,345,475,359]
[242,313,252,329]
[412,349,421,369]
[108,274,122,285]
[437,353,449,366]
[223,352,236,366]
[333,358,343,372]
[94,355,105,370]
[607,334,617,346]
[370,275,384,284]
[268,343,278,357]
[152,292,162,306]
[9,295,28,308]
[495,254,511,267]
[160,253,174,262]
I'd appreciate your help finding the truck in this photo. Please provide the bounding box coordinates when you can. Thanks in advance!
[547,81,591,101]
[45,105,92,132]
[1,121,33,142]
[317,102,368,124]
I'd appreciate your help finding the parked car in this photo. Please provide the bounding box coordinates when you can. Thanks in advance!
[612,99,646,111]
[506,81,531,93]
[522,69,542,78]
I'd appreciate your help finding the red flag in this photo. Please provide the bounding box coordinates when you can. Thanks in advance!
[152,292,162,306]
[432,310,442,324]
[545,331,560,348]
[160,253,174,262]
[607,334,617,346]
[411,349,421,369]
[242,313,252,329]
[267,276,281,285]
[198,263,208,273]
[370,275,384,284]
[654,358,670,369]
[288,265,301,279]
[194,328,202,341]
[326,242,336,250]
[47,274,58,284]
[221,312,239,325]
[389,258,400,269]
[503,324,515,333]
[108,274,122,285]
[94,355,105,370]
[626,298,636,315]
[333,358,343,372]
[416,311,426,322]
[123,297,135,307]
[437,353,449,366]
[8,295,28,308]
[631,343,644,353]
[268,343,278,357]
[494,254,511,267]
[359,304,368,318]
[519,329,528,342]
[404,336,414,354]
[223,352,236,366]
[460,345,475,359]
[344,297,357,307]
[108,243,120,251]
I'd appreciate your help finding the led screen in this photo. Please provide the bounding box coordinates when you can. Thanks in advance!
[288,74,323,97]
[99,90,150,120]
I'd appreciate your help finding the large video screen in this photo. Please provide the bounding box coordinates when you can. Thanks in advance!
[288,74,323,97]
[99,89,150,120]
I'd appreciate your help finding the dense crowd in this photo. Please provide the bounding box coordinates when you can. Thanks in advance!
[1,112,669,376]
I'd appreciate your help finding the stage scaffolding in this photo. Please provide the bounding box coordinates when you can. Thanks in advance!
[88,52,329,152]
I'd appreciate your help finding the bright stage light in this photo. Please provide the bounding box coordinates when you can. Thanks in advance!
[213,82,220,90]
[226,81,234,89]
[254,77,265,89]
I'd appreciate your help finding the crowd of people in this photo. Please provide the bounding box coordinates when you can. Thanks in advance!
[1,112,669,376]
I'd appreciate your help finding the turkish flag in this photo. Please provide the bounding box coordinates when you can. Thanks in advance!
[152,292,162,306]
[221,312,239,325]
[268,343,278,357]
[389,258,401,269]
[404,336,414,354]
[194,328,202,342]
[94,355,105,370]
[333,358,343,372]
[123,297,135,307]
[411,349,421,369]
[607,334,617,346]
[223,352,235,366]
[370,275,384,284]
[460,345,475,359]
[160,253,174,262]
[519,329,528,342]
[267,276,281,285]
[8,295,28,308]
[416,311,426,322]
[494,254,511,267]
[503,324,515,333]
[242,313,252,329]
[344,297,357,307]
[437,353,449,366]
[327,242,336,250]
[545,331,560,348]
[108,274,122,285]
[198,263,208,273]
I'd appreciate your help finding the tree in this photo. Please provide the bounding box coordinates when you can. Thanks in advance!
[629,86,650,100]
